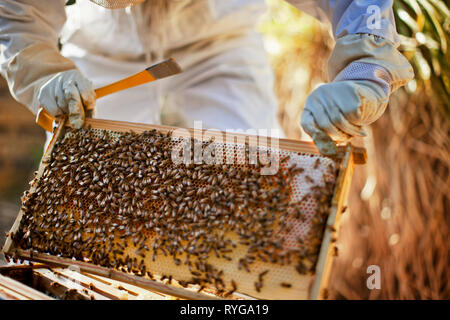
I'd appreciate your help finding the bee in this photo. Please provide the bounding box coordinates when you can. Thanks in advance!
[305,175,314,184]
[258,270,269,281]
[190,271,201,277]
[333,246,339,257]
[254,281,262,293]
[322,288,329,299]
[296,261,308,274]
[197,286,205,293]
[280,155,291,164]
[313,158,321,169]
[280,282,292,288]
[227,280,238,295]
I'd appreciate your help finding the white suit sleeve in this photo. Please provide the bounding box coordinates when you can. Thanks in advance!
[285,0,412,89]
[287,1,414,155]
[285,0,399,45]
[0,0,77,113]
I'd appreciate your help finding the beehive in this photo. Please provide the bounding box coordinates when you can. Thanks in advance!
[2,118,364,300]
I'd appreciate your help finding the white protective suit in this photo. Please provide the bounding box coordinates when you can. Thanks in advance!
[0,0,413,153]
[0,0,281,132]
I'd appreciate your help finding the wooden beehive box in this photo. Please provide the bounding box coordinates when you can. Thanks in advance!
[2,118,365,300]
[0,263,184,300]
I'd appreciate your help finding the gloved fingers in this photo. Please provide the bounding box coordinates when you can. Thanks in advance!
[307,82,367,138]
[306,100,351,143]
[85,108,96,119]
[301,110,337,156]
[349,81,389,125]
[68,99,85,129]
[324,105,367,138]
[38,76,64,117]
[74,76,96,113]
[63,81,85,129]
[39,93,61,117]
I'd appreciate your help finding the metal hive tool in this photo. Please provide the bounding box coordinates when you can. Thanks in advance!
[2,117,365,300]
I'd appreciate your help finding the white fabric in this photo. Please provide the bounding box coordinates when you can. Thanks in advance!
[60,1,401,65]
[328,33,414,90]
[286,0,400,45]
[64,49,159,125]
[0,0,281,133]
[0,1,71,113]
[89,0,145,10]
[334,61,392,96]
[64,31,281,133]
[60,0,268,65]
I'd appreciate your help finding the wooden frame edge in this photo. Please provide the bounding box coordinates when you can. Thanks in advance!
[309,145,355,299]
[0,273,54,300]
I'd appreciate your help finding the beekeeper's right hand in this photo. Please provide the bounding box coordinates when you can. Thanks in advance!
[38,70,96,129]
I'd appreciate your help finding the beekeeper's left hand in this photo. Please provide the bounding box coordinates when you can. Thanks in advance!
[301,34,414,156]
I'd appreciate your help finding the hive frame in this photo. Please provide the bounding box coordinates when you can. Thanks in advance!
[0,263,182,300]
[3,117,364,300]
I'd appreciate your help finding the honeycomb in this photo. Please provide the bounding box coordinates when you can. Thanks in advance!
[9,125,338,300]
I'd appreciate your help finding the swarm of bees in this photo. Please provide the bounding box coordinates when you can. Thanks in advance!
[9,127,338,295]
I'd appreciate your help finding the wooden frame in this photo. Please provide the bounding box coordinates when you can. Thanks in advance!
[310,145,355,299]
[0,264,177,300]
[0,268,55,300]
[2,118,364,300]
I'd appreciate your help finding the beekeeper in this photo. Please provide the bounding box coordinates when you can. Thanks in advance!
[0,0,413,155]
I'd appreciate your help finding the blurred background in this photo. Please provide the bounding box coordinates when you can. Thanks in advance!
[0,0,448,299]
